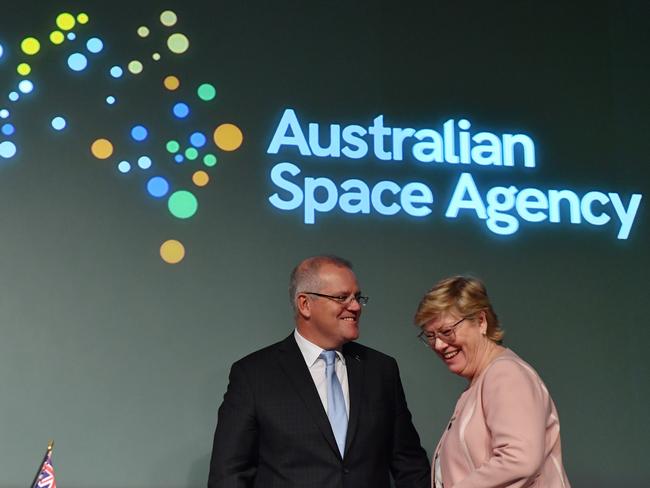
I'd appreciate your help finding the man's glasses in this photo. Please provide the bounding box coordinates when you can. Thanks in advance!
[417,317,468,346]
[302,291,369,306]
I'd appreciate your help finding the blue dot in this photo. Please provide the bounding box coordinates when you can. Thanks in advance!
[1,123,15,136]
[51,117,66,131]
[109,66,123,78]
[117,161,131,173]
[8,92,19,102]
[130,125,148,142]
[0,109,9,119]
[106,96,116,105]
[189,131,207,148]
[174,154,184,163]
[67,53,88,72]
[0,44,3,59]
[146,176,170,198]
[0,141,17,158]
[86,37,103,53]
[172,102,189,118]
[18,80,34,94]
[67,32,76,41]
[137,156,152,169]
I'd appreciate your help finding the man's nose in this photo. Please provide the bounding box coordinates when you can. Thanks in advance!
[347,297,362,311]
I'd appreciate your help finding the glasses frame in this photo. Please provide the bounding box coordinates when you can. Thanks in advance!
[301,291,369,306]
[418,316,468,347]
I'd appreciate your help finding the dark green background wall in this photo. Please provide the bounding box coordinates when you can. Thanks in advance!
[0,1,648,486]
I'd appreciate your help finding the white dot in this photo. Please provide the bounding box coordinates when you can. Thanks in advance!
[18,80,34,94]
[137,156,152,169]
[118,161,131,173]
[51,116,67,130]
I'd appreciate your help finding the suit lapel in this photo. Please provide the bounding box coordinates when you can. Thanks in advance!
[343,344,364,457]
[276,334,342,458]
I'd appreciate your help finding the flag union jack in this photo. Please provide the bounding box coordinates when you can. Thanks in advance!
[35,452,57,488]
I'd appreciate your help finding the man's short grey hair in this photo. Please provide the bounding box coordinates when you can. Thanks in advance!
[289,255,353,313]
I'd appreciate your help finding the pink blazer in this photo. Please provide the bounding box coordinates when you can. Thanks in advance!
[433,349,570,488]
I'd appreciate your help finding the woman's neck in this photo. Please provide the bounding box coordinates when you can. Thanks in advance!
[469,341,505,386]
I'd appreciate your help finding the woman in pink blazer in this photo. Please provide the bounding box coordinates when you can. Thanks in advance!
[414,276,571,488]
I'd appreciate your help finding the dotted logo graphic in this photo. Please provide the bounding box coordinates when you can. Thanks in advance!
[0,9,243,264]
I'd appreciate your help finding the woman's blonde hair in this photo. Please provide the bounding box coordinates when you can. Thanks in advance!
[414,276,504,344]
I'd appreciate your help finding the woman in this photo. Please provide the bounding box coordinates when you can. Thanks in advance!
[414,276,570,488]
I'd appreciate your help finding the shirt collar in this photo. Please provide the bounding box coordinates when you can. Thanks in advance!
[294,329,346,367]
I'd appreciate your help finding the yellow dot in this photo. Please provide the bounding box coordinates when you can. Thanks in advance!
[160,10,178,27]
[192,170,210,187]
[163,75,180,90]
[214,124,244,151]
[128,60,143,74]
[56,13,76,31]
[77,13,89,24]
[17,63,31,76]
[167,33,189,54]
[152,52,161,61]
[160,239,185,264]
[50,30,65,45]
[21,37,41,55]
[90,138,114,159]
[137,26,150,38]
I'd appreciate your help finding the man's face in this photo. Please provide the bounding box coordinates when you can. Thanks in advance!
[300,263,362,349]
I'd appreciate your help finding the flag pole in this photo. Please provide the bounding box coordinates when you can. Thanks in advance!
[30,441,54,488]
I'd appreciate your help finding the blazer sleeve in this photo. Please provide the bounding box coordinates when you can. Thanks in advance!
[208,361,258,488]
[389,359,432,488]
[453,359,548,488]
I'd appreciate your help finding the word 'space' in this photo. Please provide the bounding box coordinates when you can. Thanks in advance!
[265,108,643,240]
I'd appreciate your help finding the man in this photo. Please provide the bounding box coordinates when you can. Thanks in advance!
[208,255,430,487]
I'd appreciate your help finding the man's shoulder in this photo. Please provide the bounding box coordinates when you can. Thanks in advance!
[232,335,293,367]
[343,341,397,366]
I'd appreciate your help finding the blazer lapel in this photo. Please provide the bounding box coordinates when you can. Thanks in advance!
[343,344,364,457]
[276,334,342,458]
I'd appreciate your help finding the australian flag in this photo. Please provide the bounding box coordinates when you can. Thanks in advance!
[33,449,57,488]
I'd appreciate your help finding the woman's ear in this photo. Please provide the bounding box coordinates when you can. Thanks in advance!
[478,310,488,335]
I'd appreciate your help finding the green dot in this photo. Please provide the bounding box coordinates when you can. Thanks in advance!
[185,147,198,160]
[203,153,217,167]
[197,83,216,101]
[166,140,180,153]
[168,190,198,219]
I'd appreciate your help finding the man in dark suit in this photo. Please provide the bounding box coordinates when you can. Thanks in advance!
[208,255,430,488]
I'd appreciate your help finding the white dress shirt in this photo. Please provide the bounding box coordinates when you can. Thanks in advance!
[294,329,350,416]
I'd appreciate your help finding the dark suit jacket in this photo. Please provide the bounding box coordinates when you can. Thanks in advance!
[208,334,430,488]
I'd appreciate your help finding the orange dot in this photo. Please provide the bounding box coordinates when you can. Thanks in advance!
[192,170,209,187]
[213,123,243,151]
[90,138,114,159]
[163,75,180,90]
[160,239,185,264]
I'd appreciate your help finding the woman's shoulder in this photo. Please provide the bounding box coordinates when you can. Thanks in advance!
[482,348,542,386]
[479,348,555,422]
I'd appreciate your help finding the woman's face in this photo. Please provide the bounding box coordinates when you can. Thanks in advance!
[422,310,488,380]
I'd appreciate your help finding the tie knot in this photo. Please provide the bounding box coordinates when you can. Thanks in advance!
[321,350,337,366]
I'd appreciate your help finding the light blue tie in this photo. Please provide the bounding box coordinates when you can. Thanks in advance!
[321,350,348,456]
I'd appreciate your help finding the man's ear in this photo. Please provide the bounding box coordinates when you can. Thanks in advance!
[296,294,311,319]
